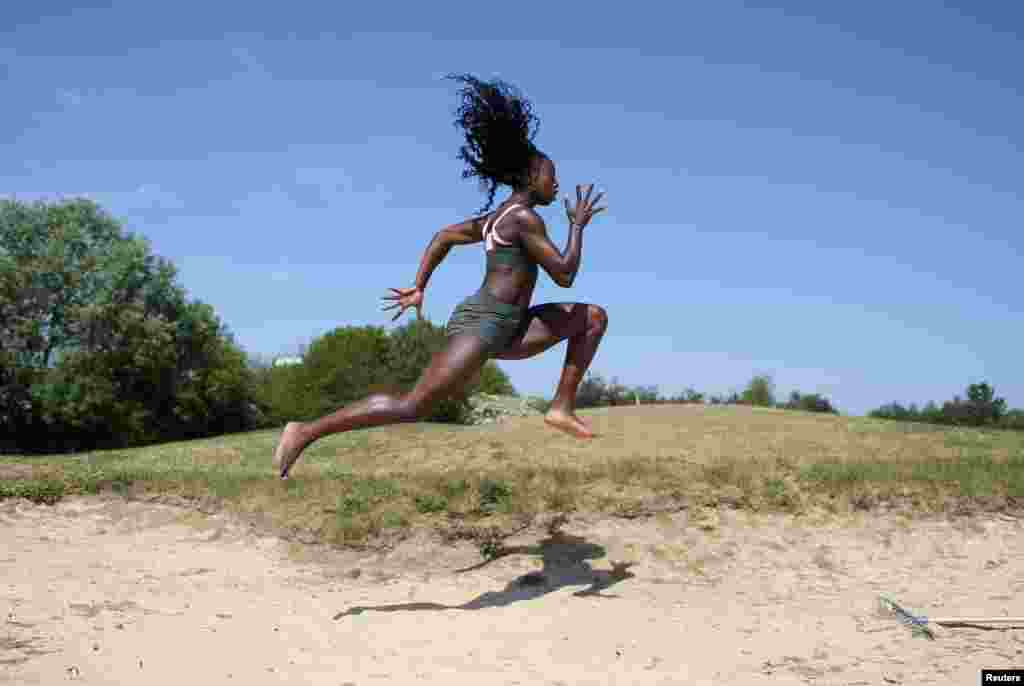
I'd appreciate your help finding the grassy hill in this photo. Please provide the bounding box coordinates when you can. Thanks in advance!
[3,404,1022,549]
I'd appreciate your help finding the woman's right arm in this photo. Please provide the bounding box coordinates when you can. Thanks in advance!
[519,184,605,289]
[519,216,583,288]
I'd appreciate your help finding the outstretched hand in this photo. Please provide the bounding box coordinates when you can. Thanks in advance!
[381,286,424,321]
[564,183,606,229]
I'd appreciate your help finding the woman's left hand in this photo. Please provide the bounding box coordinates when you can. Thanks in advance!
[381,286,424,321]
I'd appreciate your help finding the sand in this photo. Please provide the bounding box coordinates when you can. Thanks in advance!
[3,495,1023,685]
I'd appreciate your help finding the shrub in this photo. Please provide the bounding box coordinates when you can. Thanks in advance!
[782,391,839,414]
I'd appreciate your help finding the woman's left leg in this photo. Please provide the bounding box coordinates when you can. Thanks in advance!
[273,334,490,478]
[492,301,609,438]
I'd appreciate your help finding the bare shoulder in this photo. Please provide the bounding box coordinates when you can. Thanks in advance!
[509,206,546,235]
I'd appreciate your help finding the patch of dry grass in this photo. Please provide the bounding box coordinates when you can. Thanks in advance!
[2,405,1023,547]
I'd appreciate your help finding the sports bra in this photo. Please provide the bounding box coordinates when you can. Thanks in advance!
[483,203,538,275]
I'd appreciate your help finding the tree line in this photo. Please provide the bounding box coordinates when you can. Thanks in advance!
[572,372,840,414]
[867,382,1024,430]
[574,371,1023,431]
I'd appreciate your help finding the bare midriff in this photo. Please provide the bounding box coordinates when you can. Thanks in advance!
[479,261,537,308]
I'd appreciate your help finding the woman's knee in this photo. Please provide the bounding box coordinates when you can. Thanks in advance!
[394,396,422,422]
[368,393,422,422]
[586,304,609,334]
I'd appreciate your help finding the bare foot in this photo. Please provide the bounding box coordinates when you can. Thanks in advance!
[273,422,307,479]
[544,409,597,439]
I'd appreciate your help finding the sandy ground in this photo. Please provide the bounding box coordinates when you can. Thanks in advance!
[2,496,1023,685]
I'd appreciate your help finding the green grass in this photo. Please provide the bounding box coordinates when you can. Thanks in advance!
[799,449,1024,498]
[0,478,66,504]
[2,405,1022,547]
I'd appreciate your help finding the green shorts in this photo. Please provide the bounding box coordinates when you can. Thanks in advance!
[446,288,528,356]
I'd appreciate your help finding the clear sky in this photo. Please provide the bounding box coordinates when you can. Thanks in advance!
[3,1,1021,416]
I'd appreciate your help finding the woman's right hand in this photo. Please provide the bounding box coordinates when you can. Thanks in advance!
[564,184,606,229]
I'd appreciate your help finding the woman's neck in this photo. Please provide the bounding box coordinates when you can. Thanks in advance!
[506,189,536,208]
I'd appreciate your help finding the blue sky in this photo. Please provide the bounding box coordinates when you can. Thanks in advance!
[3,1,1021,416]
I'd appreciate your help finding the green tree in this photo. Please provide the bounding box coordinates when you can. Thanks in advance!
[167,301,254,437]
[296,325,393,420]
[475,361,517,396]
[1,197,258,451]
[964,381,1006,426]
[250,361,307,427]
[741,374,775,407]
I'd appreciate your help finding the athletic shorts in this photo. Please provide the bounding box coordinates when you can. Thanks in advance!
[445,288,529,356]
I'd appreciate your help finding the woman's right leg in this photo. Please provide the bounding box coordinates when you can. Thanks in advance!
[274,334,490,478]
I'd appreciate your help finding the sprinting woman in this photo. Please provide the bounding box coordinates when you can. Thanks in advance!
[274,73,608,479]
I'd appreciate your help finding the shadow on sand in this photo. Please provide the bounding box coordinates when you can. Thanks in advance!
[333,529,636,620]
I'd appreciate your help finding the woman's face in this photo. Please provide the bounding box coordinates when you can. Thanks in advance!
[531,156,558,206]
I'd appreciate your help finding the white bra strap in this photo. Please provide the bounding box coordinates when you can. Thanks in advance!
[484,204,521,248]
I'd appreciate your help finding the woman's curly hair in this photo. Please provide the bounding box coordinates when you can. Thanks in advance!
[445,73,542,214]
